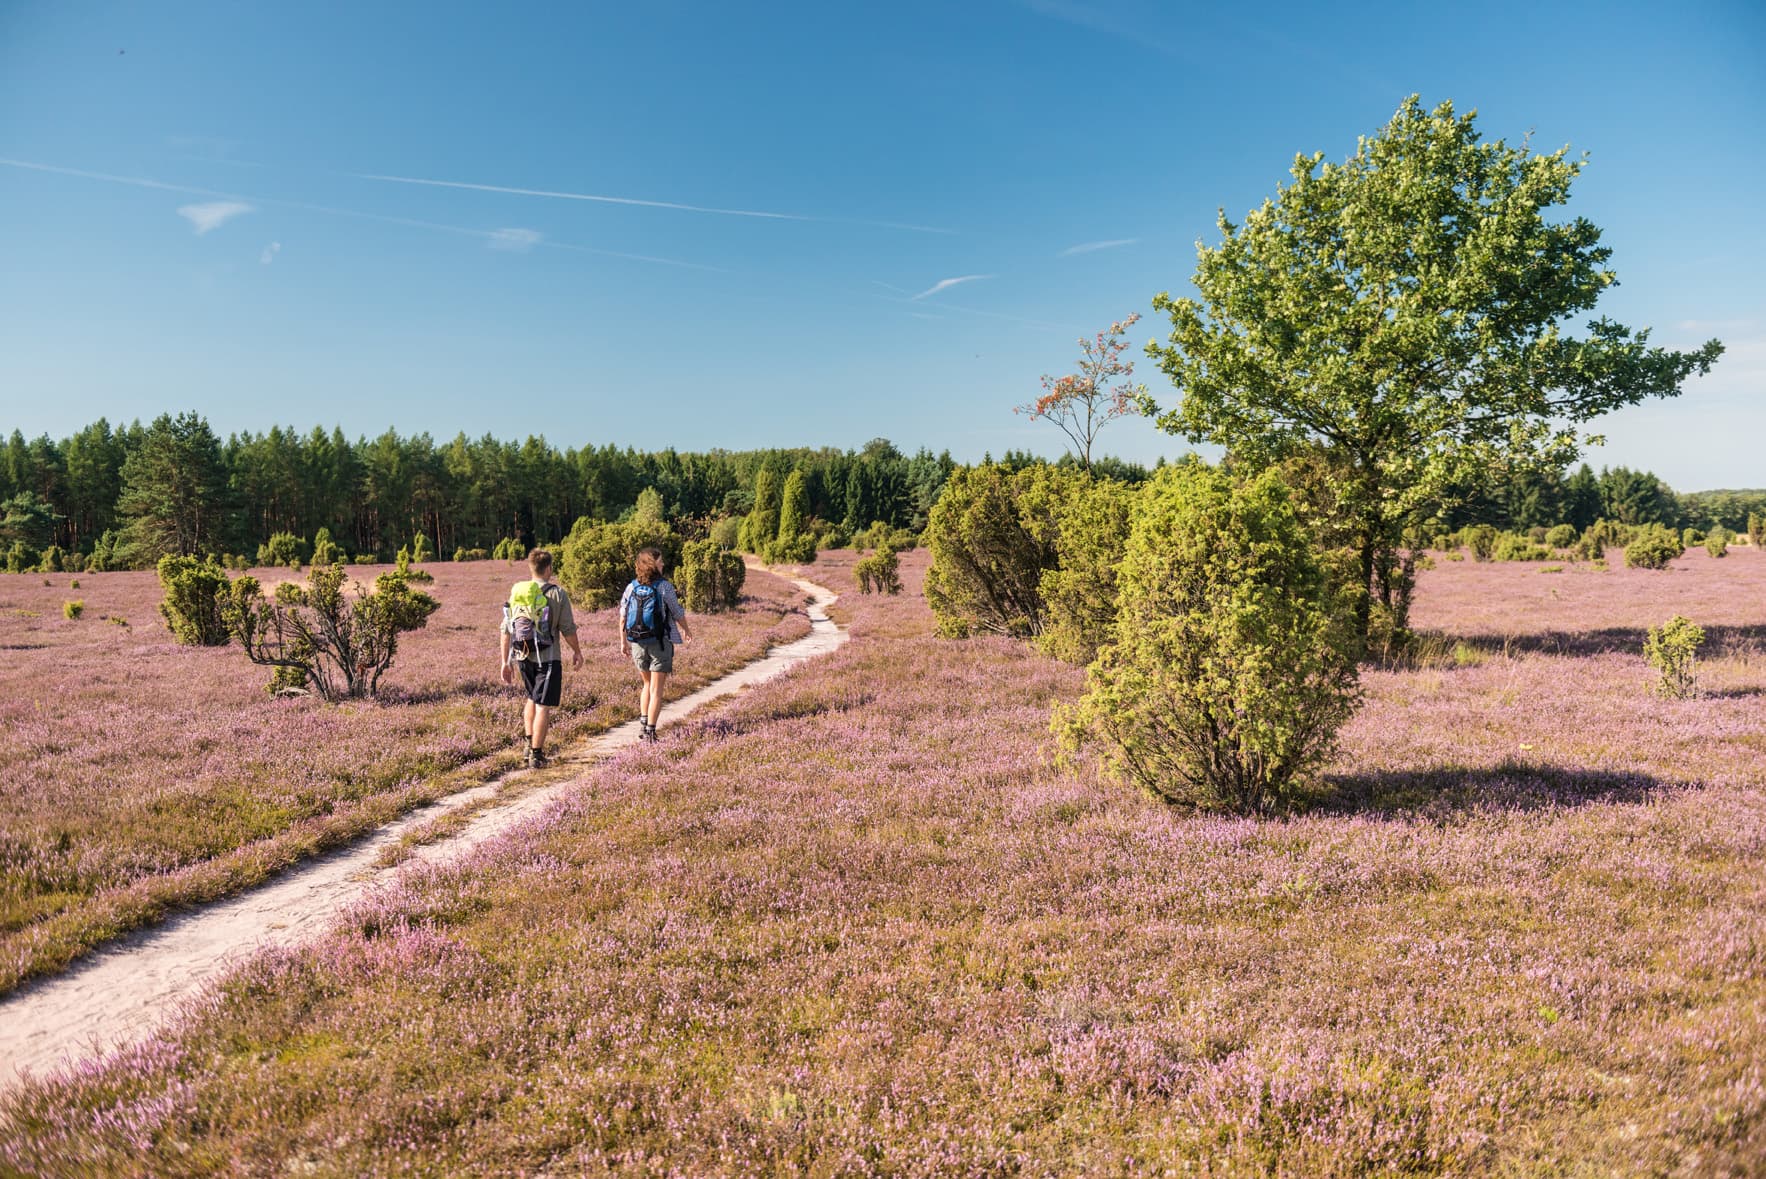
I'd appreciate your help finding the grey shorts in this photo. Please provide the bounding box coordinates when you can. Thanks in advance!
[629,638,674,674]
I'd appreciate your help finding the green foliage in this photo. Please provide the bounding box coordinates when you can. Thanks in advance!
[1624,526,1684,570]
[352,553,378,565]
[743,468,781,556]
[1056,464,1362,815]
[557,518,682,609]
[1750,513,1764,550]
[1464,524,1497,562]
[311,527,343,567]
[775,468,811,550]
[709,516,741,551]
[1492,533,1552,562]
[1035,476,1139,666]
[62,599,83,620]
[1682,528,1704,548]
[854,546,902,595]
[156,554,232,646]
[36,544,65,573]
[631,487,666,526]
[853,520,916,554]
[410,533,434,563]
[1545,524,1577,549]
[4,540,40,574]
[492,537,524,561]
[257,532,308,569]
[1705,532,1729,558]
[764,533,818,564]
[222,565,440,701]
[1644,615,1704,699]
[395,546,412,573]
[1147,96,1723,638]
[677,539,746,613]
[117,411,231,562]
[923,463,1072,639]
[0,491,58,547]
[453,547,489,561]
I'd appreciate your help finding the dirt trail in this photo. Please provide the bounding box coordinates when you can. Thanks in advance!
[0,576,846,1091]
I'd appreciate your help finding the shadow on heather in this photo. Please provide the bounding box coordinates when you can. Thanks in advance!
[1316,760,1677,817]
[1421,623,1766,660]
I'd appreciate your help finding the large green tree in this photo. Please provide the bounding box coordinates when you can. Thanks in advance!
[1148,96,1723,634]
[116,412,231,559]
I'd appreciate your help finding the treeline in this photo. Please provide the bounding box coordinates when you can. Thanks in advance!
[1438,461,1765,534]
[0,413,961,568]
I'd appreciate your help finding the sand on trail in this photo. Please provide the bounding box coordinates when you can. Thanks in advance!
[0,575,847,1091]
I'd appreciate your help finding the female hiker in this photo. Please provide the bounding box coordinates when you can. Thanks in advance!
[619,545,692,742]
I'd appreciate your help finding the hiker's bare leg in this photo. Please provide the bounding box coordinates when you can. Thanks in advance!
[646,671,668,728]
[531,704,552,751]
[638,675,651,723]
[523,699,535,742]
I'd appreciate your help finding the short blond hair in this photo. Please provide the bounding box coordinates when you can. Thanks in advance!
[527,548,554,576]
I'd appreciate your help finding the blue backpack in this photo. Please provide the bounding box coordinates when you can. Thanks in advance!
[623,579,670,643]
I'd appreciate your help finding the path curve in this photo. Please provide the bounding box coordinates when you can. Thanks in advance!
[0,575,847,1090]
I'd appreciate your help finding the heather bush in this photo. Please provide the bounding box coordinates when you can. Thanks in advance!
[1545,524,1577,549]
[1644,615,1704,699]
[1465,523,1497,562]
[557,518,682,609]
[1624,525,1683,570]
[678,539,745,612]
[257,532,307,569]
[854,545,902,594]
[1035,474,1137,665]
[311,527,343,567]
[223,564,440,700]
[61,599,82,620]
[1057,464,1361,815]
[924,463,1070,639]
[155,554,231,646]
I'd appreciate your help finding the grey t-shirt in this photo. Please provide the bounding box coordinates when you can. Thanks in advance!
[501,580,577,663]
[617,578,685,644]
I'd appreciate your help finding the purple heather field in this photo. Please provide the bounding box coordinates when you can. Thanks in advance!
[3,547,1765,1173]
[0,560,811,994]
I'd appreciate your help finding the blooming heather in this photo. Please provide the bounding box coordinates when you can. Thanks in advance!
[3,549,1765,1173]
[0,562,810,993]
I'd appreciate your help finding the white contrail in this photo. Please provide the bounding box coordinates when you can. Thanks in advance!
[0,157,723,270]
[913,274,994,299]
[349,171,955,234]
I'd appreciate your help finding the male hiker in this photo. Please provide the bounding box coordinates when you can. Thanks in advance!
[500,548,582,768]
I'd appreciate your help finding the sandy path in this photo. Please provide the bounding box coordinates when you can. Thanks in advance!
[0,575,847,1090]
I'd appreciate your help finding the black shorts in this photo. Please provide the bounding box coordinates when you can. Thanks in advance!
[518,659,562,707]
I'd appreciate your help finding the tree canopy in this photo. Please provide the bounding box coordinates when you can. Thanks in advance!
[1148,96,1723,632]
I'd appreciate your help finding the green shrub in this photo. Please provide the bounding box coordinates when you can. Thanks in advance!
[1056,464,1361,816]
[1571,534,1604,562]
[1644,615,1704,699]
[85,530,121,573]
[763,532,817,565]
[853,520,917,554]
[631,487,666,526]
[453,547,489,562]
[709,516,741,551]
[1750,512,1764,550]
[775,469,811,554]
[743,469,781,556]
[1492,532,1552,562]
[1545,524,1577,549]
[311,527,344,567]
[70,579,80,589]
[1706,532,1729,559]
[156,554,231,646]
[923,463,1072,639]
[63,551,86,574]
[257,532,307,569]
[1682,527,1704,548]
[678,539,746,612]
[1464,524,1497,562]
[352,553,378,566]
[5,540,40,574]
[37,545,65,573]
[491,537,522,561]
[557,518,682,609]
[855,546,902,595]
[1035,475,1138,666]
[1624,526,1684,570]
[410,533,434,563]
[62,600,83,620]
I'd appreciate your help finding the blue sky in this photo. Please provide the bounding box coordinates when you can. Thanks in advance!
[1,0,1761,489]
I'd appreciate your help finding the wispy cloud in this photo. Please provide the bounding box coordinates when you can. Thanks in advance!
[178,200,253,235]
[348,171,955,234]
[0,158,723,272]
[914,274,994,300]
[259,241,281,265]
[1060,237,1138,256]
[487,227,542,252]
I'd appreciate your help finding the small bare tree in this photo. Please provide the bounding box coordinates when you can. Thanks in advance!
[223,563,440,700]
[1015,313,1148,472]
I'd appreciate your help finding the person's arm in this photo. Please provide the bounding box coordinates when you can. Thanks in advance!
[669,582,692,643]
[498,614,514,684]
[615,583,630,653]
[557,588,583,669]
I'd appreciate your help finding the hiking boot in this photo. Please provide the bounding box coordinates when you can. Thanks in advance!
[640,722,657,743]
[528,747,549,769]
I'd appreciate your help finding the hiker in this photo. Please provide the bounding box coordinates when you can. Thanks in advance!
[500,548,582,769]
[619,545,692,742]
